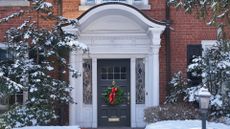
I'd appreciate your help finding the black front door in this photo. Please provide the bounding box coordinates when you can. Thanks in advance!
[97,59,130,127]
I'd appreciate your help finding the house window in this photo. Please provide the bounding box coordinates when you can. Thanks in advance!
[83,59,92,104]
[80,0,151,11]
[136,58,145,104]
[100,66,127,80]
[0,44,24,113]
[187,44,202,86]
[0,0,29,7]
[187,40,217,86]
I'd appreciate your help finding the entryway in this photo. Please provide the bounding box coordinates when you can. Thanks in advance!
[97,59,130,127]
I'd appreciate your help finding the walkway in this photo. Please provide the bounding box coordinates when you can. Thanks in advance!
[82,127,144,129]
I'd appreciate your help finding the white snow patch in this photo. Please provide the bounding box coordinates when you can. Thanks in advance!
[210,94,223,107]
[46,66,54,71]
[39,2,53,9]
[0,72,3,77]
[145,120,230,129]
[198,87,211,96]
[14,126,80,129]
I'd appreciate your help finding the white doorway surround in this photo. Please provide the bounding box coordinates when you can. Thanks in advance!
[64,3,165,128]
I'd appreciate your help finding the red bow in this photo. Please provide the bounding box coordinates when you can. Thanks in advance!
[109,87,118,104]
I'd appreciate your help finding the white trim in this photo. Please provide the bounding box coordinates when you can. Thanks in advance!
[79,0,151,10]
[131,58,136,127]
[66,3,165,127]
[0,0,29,6]
[201,40,217,55]
[92,58,97,128]
[0,43,7,50]
[78,4,165,30]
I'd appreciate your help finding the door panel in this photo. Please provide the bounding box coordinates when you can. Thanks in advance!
[97,59,130,127]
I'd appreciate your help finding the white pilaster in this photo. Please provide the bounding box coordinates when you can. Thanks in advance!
[69,51,78,125]
[130,58,136,127]
[148,28,164,107]
[145,56,152,107]
[78,53,84,124]
[92,58,98,128]
[151,46,160,106]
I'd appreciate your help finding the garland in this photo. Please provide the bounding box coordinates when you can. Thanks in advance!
[103,82,124,105]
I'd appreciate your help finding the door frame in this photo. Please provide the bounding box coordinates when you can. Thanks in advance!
[97,59,131,127]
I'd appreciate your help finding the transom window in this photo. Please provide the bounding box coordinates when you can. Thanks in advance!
[80,0,151,10]
[101,66,127,80]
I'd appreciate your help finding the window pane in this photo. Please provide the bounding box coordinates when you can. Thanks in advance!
[136,58,145,104]
[0,49,7,60]
[83,59,92,104]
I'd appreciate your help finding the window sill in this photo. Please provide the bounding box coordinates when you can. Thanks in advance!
[79,4,151,11]
[0,105,8,110]
[0,1,30,7]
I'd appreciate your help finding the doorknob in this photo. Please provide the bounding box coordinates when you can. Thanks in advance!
[127,92,130,105]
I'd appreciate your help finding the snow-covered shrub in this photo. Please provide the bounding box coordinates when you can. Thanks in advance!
[165,71,189,103]
[188,40,230,117]
[0,105,57,129]
[0,0,88,128]
[166,40,230,122]
[144,102,199,123]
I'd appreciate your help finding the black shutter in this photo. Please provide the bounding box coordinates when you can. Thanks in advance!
[0,49,7,60]
[187,44,202,86]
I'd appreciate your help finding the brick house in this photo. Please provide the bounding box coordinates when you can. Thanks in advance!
[0,0,220,128]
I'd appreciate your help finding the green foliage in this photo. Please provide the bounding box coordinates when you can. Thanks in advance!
[165,71,189,104]
[169,0,230,27]
[167,40,230,120]
[103,86,124,105]
[144,102,199,123]
[0,0,87,128]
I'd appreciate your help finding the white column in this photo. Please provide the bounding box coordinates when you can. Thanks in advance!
[148,28,164,107]
[78,53,84,125]
[145,56,152,107]
[92,58,97,128]
[69,51,77,125]
[151,46,160,106]
[130,58,136,127]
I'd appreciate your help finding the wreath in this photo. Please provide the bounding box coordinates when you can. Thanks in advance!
[103,82,124,105]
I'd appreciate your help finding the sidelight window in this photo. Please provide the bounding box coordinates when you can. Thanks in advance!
[135,58,145,104]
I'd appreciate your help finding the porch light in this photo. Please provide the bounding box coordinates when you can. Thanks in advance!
[198,87,211,110]
[197,87,211,129]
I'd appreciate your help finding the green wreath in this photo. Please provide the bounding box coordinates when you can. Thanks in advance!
[103,84,124,105]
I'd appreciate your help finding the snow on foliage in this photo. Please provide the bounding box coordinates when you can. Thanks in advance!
[167,40,230,122]
[169,0,230,27]
[0,0,87,128]
[39,2,53,9]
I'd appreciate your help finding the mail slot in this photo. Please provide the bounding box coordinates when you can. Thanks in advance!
[108,117,120,122]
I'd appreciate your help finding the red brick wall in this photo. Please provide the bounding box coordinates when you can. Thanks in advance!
[142,1,218,103]
[1,0,229,110]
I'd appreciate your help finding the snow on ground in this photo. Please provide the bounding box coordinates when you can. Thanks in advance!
[145,120,230,129]
[14,126,80,129]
